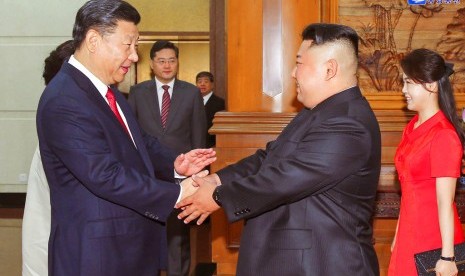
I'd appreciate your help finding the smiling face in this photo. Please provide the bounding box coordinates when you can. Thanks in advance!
[291,40,328,108]
[401,73,438,112]
[150,48,178,84]
[93,20,139,85]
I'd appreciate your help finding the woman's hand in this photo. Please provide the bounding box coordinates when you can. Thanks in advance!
[435,259,458,276]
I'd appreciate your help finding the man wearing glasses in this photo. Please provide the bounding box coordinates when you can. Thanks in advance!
[128,40,206,276]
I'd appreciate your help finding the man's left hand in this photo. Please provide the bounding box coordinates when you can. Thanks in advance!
[176,174,220,225]
[174,148,216,176]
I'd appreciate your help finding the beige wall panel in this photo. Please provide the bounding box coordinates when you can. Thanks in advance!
[0,1,84,36]
[0,1,86,191]
[178,42,210,84]
[0,113,36,190]
[128,0,209,32]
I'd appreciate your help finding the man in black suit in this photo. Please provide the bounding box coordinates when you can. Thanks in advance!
[128,41,206,276]
[177,23,381,276]
[196,71,225,148]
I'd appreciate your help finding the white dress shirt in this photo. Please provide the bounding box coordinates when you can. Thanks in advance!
[154,77,175,111]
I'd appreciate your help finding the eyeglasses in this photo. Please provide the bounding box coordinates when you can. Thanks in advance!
[154,58,177,65]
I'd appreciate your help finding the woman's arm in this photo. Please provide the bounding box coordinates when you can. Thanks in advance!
[435,176,458,275]
[391,212,400,252]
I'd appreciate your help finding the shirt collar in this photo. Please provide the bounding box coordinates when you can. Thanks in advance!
[203,91,213,105]
[154,77,175,91]
[68,55,109,97]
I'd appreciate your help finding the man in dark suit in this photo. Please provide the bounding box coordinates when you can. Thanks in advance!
[128,41,206,276]
[36,1,215,275]
[196,71,225,148]
[177,23,382,276]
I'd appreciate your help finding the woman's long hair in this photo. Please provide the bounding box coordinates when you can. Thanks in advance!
[401,48,465,147]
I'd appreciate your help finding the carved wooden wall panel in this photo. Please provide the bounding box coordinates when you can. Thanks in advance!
[339,1,465,94]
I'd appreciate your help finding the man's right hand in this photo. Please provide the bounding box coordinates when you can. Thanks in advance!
[179,170,209,201]
[176,173,221,225]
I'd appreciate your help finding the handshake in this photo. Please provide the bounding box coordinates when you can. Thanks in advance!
[172,148,222,225]
[177,171,222,225]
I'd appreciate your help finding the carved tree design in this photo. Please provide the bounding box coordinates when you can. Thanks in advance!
[437,8,465,93]
[408,4,444,52]
[358,2,447,92]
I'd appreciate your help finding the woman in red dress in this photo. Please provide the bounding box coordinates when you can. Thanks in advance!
[388,49,465,276]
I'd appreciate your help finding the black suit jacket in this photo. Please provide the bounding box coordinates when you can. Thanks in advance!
[128,79,206,154]
[204,93,225,147]
[37,62,180,276]
[216,87,381,276]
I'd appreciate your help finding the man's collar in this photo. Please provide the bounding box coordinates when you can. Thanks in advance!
[154,77,175,90]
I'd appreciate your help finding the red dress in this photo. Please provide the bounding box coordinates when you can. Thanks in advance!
[388,111,464,275]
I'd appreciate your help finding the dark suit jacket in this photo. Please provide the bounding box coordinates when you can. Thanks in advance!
[204,93,225,148]
[216,87,381,276]
[36,62,180,276]
[128,79,206,154]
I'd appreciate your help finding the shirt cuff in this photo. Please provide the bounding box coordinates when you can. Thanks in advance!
[174,169,186,179]
[175,178,183,204]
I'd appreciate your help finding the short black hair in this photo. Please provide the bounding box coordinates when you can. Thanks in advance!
[150,40,179,59]
[301,23,359,57]
[72,0,140,49]
[196,71,214,82]
[43,40,75,85]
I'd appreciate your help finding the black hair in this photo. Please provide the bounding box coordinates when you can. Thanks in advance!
[401,48,465,147]
[301,23,359,58]
[72,0,140,49]
[196,71,214,82]
[43,40,75,85]
[150,40,179,59]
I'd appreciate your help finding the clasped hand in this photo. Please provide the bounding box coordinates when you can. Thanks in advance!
[176,173,221,225]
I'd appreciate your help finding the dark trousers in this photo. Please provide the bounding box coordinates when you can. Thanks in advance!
[167,210,191,276]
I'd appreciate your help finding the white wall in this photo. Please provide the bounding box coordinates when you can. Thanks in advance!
[0,0,87,192]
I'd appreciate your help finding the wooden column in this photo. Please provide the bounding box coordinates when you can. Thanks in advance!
[226,0,319,113]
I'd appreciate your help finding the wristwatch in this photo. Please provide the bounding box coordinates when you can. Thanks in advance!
[440,256,456,262]
[212,186,222,206]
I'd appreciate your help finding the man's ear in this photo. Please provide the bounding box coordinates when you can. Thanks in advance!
[85,29,100,53]
[325,59,338,81]
[425,81,438,93]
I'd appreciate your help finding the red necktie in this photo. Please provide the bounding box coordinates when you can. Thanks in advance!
[105,87,129,134]
[161,85,171,129]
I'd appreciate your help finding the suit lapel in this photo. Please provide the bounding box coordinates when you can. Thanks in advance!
[63,64,128,136]
[114,87,154,176]
[63,63,154,176]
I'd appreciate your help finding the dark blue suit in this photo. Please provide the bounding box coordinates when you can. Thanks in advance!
[36,62,180,276]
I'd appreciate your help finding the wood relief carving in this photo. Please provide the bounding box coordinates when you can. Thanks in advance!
[339,1,464,93]
[437,8,465,92]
